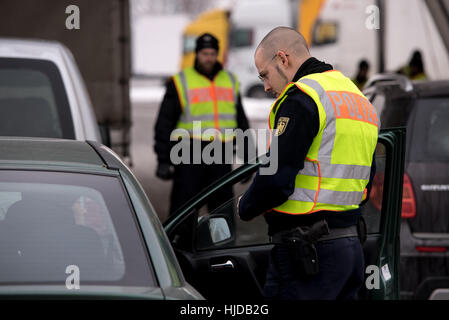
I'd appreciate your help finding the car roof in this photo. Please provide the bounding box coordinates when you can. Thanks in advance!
[0,37,69,60]
[412,80,449,98]
[364,77,449,99]
[0,137,106,170]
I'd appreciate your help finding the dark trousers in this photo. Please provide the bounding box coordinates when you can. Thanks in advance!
[263,236,365,300]
[169,163,234,215]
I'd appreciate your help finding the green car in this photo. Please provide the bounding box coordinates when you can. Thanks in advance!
[0,128,405,300]
[0,137,202,299]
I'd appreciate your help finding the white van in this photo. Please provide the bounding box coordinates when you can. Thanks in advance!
[310,0,449,80]
[0,38,101,141]
[226,0,295,97]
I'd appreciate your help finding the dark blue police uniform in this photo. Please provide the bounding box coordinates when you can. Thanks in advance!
[238,57,376,300]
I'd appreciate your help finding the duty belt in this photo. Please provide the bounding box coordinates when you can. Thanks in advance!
[270,224,359,244]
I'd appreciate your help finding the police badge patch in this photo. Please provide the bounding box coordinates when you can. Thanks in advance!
[275,117,290,136]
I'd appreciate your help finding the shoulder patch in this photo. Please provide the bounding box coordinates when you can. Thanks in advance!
[275,117,290,136]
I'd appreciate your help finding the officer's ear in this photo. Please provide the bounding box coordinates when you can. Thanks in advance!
[276,50,290,67]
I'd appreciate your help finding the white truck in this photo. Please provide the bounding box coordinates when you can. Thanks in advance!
[226,0,296,98]
[309,0,449,80]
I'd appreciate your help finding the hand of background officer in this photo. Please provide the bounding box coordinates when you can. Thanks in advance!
[156,162,174,180]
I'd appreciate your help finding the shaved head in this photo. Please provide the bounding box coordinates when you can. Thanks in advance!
[256,27,310,61]
[254,27,312,97]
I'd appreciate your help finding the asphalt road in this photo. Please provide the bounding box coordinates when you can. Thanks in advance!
[130,99,171,221]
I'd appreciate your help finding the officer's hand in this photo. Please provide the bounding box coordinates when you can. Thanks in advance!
[156,163,174,180]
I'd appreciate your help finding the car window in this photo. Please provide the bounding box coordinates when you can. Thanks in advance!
[378,96,414,129]
[189,141,387,251]
[229,28,253,48]
[0,170,155,286]
[196,195,269,250]
[408,97,449,161]
[0,58,75,139]
[312,20,338,46]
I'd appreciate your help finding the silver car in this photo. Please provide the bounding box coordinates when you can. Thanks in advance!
[0,38,101,141]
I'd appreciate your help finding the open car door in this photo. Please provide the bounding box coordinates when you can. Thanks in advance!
[164,128,405,300]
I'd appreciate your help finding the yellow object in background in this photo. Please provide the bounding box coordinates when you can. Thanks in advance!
[298,0,326,47]
[180,9,230,70]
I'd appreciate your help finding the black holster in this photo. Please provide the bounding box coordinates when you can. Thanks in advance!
[285,236,319,276]
[278,220,330,277]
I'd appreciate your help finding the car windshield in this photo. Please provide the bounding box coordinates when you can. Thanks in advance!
[0,58,75,139]
[0,170,155,287]
[408,97,449,161]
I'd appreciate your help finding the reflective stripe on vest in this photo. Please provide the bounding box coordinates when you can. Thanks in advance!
[269,71,379,215]
[173,67,238,141]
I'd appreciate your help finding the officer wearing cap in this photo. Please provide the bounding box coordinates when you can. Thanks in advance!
[155,33,251,216]
[238,27,378,300]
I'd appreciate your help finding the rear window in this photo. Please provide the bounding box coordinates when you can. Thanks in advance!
[0,58,75,139]
[0,170,154,287]
[379,96,414,128]
[408,97,449,161]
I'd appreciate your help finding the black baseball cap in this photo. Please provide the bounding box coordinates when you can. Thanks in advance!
[195,33,219,53]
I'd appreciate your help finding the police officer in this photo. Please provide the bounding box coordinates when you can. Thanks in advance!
[397,50,428,80]
[352,60,370,90]
[154,33,251,215]
[238,27,378,300]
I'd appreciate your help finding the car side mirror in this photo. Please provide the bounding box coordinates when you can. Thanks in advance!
[195,215,234,250]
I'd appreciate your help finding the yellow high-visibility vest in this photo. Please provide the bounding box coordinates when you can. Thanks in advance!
[268,70,379,214]
[172,67,239,141]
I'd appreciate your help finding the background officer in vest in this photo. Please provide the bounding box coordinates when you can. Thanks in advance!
[238,27,377,300]
[155,33,251,216]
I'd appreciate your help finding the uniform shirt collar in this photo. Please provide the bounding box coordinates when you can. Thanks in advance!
[292,57,333,82]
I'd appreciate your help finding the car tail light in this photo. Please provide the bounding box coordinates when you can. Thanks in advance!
[416,246,447,253]
[401,173,416,218]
